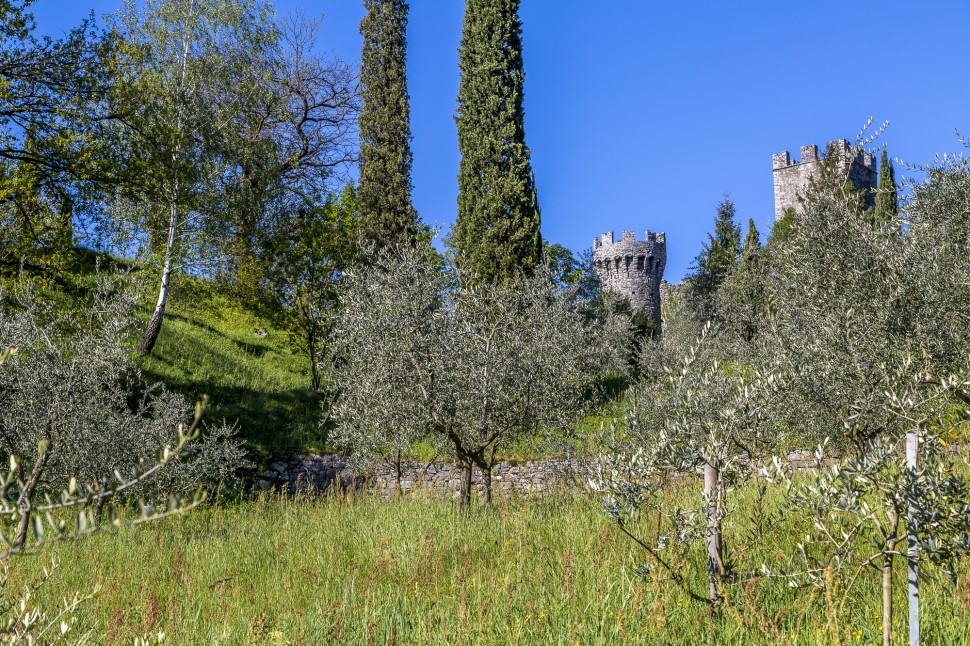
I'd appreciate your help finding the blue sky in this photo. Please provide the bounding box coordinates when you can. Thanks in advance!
[31,0,970,281]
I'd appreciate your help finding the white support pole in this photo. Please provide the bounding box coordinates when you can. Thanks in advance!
[906,431,919,646]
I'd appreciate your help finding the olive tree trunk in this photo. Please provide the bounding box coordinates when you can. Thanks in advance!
[482,462,492,505]
[704,457,725,611]
[883,553,894,646]
[393,450,403,497]
[459,457,473,512]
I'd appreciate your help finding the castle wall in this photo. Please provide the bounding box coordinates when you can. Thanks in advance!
[592,230,666,330]
[772,139,877,220]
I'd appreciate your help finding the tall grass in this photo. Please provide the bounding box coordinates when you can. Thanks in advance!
[9,484,970,645]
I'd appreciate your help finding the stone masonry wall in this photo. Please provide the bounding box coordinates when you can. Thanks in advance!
[253,454,584,498]
[252,451,839,499]
[592,230,666,331]
[772,139,877,220]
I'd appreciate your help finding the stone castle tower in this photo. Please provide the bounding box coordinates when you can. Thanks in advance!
[772,138,877,220]
[593,230,666,330]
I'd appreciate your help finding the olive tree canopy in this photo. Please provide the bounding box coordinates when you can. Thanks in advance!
[328,245,628,507]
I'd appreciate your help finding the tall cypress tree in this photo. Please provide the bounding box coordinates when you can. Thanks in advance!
[358,0,417,249]
[873,147,898,224]
[453,0,541,282]
[717,217,765,341]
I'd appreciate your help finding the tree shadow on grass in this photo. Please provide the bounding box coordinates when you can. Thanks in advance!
[165,312,274,358]
[141,366,324,462]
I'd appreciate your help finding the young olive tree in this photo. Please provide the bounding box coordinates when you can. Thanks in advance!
[765,357,970,646]
[760,135,970,645]
[0,310,207,645]
[326,246,441,492]
[328,244,626,508]
[0,273,248,498]
[594,323,783,614]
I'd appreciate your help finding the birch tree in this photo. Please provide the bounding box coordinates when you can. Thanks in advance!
[109,0,278,354]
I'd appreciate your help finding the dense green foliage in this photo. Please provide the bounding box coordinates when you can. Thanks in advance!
[264,185,358,393]
[3,0,970,642]
[685,195,741,321]
[0,0,113,276]
[357,0,417,249]
[452,0,541,283]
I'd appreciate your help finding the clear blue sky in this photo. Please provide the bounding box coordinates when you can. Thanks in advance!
[30,0,970,281]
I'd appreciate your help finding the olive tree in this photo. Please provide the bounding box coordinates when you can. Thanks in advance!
[594,136,970,640]
[328,244,626,508]
[761,138,970,646]
[593,323,784,614]
[0,401,204,644]
[326,247,440,492]
[0,273,248,497]
[765,357,970,646]
[0,306,208,645]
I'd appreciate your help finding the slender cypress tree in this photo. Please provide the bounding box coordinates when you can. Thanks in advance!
[358,0,417,249]
[720,217,765,341]
[453,0,541,282]
[873,147,898,224]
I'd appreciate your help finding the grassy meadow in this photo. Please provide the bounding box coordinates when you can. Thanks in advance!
[6,259,970,644]
[10,483,970,645]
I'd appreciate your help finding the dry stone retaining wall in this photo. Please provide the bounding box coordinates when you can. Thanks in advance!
[253,453,584,497]
[252,451,835,498]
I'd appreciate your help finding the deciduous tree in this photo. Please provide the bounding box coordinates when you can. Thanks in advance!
[109,0,279,354]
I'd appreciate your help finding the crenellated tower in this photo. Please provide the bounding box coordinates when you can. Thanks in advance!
[593,230,666,331]
[772,138,877,220]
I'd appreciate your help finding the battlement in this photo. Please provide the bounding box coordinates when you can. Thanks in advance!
[772,138,878,220]
[773,139,877,172]
[593,230,666,250]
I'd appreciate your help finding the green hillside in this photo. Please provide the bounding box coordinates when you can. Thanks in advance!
[1,252,322,464]
[137,278,323,463]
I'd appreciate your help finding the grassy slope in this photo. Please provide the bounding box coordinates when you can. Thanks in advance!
[137,277,322,463]
[1,251,321,463]
[4,249,601,466]
[13,487,970,645]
